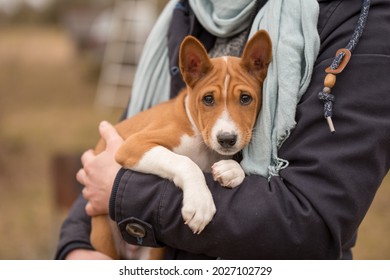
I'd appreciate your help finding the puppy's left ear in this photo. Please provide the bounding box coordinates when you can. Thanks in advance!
[240,30,272,82]
[179,36,212,88]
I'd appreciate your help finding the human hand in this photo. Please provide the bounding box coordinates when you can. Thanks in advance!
[77,121,123,216]
[65,249,113,260]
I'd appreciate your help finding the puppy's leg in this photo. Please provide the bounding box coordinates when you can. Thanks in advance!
[117,141,216,234]
[212,160,245,188]
[91,215,119,259]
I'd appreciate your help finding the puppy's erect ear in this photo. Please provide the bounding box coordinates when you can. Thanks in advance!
[240,30,272,82]
[179,36,212,88]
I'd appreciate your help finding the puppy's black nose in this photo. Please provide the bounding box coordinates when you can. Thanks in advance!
[217,133,237,148]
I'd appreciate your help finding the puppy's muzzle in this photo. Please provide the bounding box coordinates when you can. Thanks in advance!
[217,132,237,148]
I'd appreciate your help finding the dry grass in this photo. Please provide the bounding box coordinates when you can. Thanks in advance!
[0,24,388,260]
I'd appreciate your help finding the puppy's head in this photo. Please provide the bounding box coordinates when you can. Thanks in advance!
[179,30,272,155]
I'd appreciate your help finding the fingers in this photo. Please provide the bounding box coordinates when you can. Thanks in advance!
[76,121,122,217]
[78,169,102,216]
[77,150,94,185]
[76,168,87,185]
[99,121,123,152]
[83,193,106,216]
[80,149,95,168]
[85,201,94,216]
[81,187,99,216]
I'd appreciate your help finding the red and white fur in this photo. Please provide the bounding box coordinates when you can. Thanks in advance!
[91,30,272,259]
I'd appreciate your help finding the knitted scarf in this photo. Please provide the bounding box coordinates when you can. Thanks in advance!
[126,0,320,178]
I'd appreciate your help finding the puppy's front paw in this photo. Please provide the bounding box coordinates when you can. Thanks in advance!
[181,187,216,234]
[212,160,245,188]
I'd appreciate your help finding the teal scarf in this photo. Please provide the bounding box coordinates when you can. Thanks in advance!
[126,0,320,178]
[190,0,256,37]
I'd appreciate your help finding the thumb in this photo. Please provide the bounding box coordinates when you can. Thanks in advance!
[99,121,123,151]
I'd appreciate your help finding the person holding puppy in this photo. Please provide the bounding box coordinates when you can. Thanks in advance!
[56,0,390,260]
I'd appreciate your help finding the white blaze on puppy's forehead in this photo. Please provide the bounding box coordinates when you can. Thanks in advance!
[222,56,230,98]
[223,73,230,98]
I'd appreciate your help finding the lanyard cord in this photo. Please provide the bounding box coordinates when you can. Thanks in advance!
[318,0,371,133]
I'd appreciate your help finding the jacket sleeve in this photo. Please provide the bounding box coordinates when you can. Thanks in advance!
[109,1,390,259]
[54,195,94,259]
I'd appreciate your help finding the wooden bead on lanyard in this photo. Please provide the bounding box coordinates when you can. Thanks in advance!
[318,0,371,134]
[318,48,351,133]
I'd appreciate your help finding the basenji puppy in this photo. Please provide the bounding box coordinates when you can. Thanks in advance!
[91,30,272,259]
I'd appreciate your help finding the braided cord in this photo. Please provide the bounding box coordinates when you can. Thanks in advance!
[318,0,371,133]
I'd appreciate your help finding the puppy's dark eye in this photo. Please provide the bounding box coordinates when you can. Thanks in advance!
[240,93,252,105]
[202,94,215,106]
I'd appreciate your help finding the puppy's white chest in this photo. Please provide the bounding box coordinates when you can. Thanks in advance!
[173,134,224,172]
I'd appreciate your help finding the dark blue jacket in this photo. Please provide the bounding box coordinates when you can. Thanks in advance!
[55,0,390,259]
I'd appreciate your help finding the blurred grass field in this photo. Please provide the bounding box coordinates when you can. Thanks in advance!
[0,24,389,260]
[0,24,121,259]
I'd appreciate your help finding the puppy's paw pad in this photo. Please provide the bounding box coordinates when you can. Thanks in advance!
[212,160,245,188]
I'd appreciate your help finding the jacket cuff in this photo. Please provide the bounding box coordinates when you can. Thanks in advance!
[109,169,165,248]
[109,168,126,221]
[54,241,94,260]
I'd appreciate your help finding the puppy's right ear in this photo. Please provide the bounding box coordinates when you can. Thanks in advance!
[179,36,212,88]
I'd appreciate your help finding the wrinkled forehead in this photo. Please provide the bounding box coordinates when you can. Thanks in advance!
[210,56,256,85]
[210,56,241,71]
[188,57,228,89]
[205,56,242,83]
